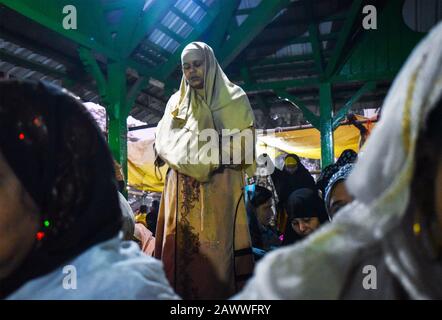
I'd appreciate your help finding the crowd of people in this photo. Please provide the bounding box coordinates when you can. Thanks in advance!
[0,22,441,300]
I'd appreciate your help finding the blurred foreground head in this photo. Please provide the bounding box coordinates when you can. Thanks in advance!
[0,80,122,297]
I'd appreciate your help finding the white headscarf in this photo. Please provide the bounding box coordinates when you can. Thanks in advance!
[174,42,255,130]
[235,22,442,299]
[155,42,256,182]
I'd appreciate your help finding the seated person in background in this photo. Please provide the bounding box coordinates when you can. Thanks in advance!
[247,186,280,261]
[316,163,339,198]
[272,154,317,204]
[324,164,355,219]
[272,154,317,234]
[281,188,329,246]
[135,205,148,228]
[335,149,358,168]
[0,80,178,300]
[118,192,135,241]
[316,149,358,198]
[114,160,126,194]
[147,200,159,236]
[113,160,135,240]
[134,222,156,257]
[235,23,442,299]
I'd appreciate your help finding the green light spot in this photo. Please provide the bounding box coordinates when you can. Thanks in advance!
[44,220,50,228]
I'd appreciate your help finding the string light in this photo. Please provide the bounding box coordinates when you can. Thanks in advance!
[36,232,45,241]
[413,223,421,235]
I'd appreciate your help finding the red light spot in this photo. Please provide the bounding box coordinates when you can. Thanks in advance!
[36,232,45,241]
[19,133,25,140]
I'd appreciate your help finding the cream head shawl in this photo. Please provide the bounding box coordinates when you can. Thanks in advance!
[155,42,255,182]
[235,22,442,299]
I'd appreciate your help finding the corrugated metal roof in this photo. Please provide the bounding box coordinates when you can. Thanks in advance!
[161,11,193,38]
[148,29,180,53]
[319,21,332,34]
[0,38,67,73]
[174,0,207,24]
[236,14,248,26]
[143,0,156,11]
[238,0,262,10]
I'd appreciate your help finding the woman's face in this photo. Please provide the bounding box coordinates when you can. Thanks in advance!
[256,199,273,226]
[291,217,320,236]
[0,151,39,280]
[328,181,353,218]
[182,59,205,89]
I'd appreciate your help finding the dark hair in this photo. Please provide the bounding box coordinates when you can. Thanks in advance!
[411,99,442,228]
[139,205,148,213]
[426,101,442,155]
[250,186,272,208]
[151,200,160,209]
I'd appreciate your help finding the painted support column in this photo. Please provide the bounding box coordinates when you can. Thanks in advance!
[106,62,129,192]
[319,82,334,168]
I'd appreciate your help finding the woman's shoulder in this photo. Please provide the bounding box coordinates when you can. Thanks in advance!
[8,237,180,300]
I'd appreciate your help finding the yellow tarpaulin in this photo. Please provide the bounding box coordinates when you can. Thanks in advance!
[257,115,375,159]
[128,138,168,193]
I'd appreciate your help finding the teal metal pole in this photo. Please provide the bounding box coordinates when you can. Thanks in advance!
[107,62,129,195]
[319,82,334,168]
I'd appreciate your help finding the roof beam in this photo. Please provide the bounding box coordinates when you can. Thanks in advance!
[241,77,321,92]
[275,89,320,129]
[332,81,377,129]
[170,7,198,28]
[240,66,253,84]
[218,0,292,68]
[324,0,363,78]
[305,0,324,74]
[330,71,395,83]
[126,76,149,110]
[111,0,146,57]
[193,0,209,12]
[250,32,338,48]
[78,47,107,101]
[1,0,119,60]
[236,8,254,15]
[0,46,67,79]
[157,24,185,43]
[0,28,81,71]
[125,1,173,57]
[205,0,239,52]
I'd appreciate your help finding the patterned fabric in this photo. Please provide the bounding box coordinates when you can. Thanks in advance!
[335,149,358,167]
[155,168,254,299]
[324,163,355,215]
[316,163,339,194]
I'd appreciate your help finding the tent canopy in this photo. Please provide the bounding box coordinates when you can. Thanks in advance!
[258,115,375,159]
